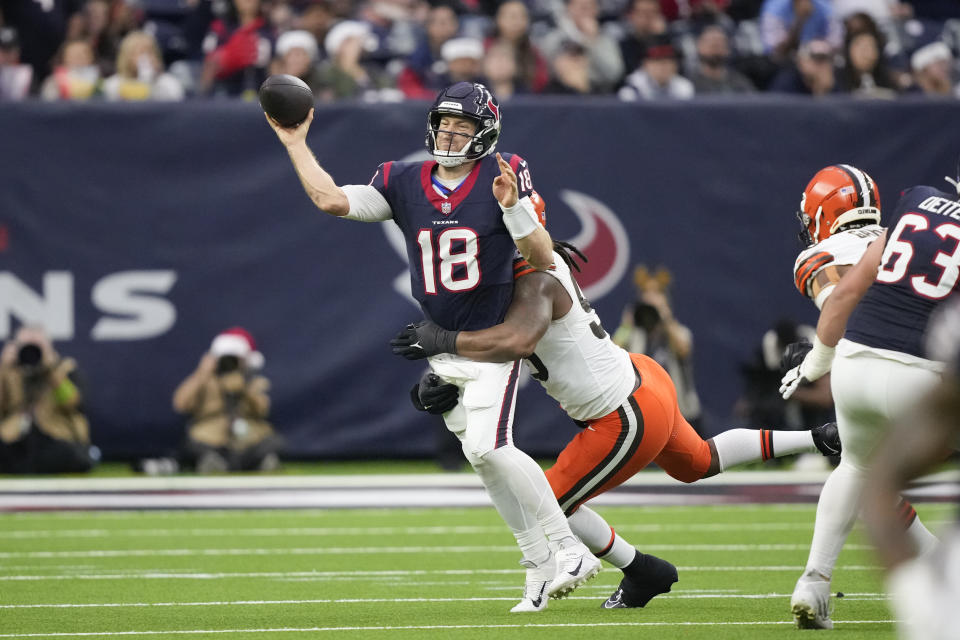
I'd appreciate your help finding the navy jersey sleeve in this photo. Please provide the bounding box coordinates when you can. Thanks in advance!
[368,161,393,200]
[505,153,535,201]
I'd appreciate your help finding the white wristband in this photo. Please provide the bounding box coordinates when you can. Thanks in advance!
[500,198,540,240]
[801,336,836,381]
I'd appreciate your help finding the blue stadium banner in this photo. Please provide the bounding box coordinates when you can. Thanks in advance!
[2,98,958,458]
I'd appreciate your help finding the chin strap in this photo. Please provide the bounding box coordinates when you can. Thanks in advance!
[435,155,467,168]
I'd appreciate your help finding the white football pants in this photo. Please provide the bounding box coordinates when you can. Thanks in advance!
[428,353,574,565]
[803,343,942,578]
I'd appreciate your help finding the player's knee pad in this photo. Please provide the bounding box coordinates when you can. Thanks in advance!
[462,442,488,468]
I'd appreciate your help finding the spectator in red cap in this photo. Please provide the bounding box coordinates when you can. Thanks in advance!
[615,0,668,74]
[618,34,694,99]
[172,328,283,473]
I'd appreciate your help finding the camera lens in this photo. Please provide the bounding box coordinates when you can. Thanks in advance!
[216,355,241,374]
[17,344,42,367]
[634,303,661,330]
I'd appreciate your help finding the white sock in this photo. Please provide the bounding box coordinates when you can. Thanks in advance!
[567,505,635,568]
[898,499,940,555]
[712,428,815,470]
[474,447,572,564]
[804,459,865,579]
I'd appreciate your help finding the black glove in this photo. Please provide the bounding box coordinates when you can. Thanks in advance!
[391,321,460,360]
[780,339,813,375]
[409,372,459,415]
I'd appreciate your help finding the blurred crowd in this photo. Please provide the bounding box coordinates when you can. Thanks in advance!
[1,0,959,102]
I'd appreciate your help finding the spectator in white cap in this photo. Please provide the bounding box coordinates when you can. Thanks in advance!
[316,19,394,101]
[0,26,32,100]
[440,36,485,84]
[172,328,283,473]
[910,41,959,97]
[273,29,324,95]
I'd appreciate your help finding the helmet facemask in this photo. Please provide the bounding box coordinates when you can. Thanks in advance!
[796,192,817,247]
[427,113,484,167]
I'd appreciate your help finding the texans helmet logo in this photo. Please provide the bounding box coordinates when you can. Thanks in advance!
[486,98,500,121]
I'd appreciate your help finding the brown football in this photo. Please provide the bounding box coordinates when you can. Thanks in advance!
[259,74,313,128]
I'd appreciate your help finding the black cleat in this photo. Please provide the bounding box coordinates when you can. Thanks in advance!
[811,422,841,457]
[602,554,678,609]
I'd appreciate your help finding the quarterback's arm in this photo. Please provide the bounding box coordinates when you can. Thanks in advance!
[513,225,554,272]
[493,153,553,270]
[265,110,350,216]
[454,272,556,361]
[863,379,958,570]
[341,185,393,221]
[816,231,885,347]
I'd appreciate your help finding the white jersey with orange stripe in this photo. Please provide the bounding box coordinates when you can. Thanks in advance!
[793,223,885,309]
[524,253,635,421]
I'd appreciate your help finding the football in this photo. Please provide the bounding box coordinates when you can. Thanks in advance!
[259,75,313,128]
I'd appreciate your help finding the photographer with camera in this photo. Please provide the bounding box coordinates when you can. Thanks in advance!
[0,326,99,473]
[172,328,283,472]
[612,265,704,435]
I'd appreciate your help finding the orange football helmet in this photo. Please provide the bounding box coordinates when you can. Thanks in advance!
[797,165,881,246]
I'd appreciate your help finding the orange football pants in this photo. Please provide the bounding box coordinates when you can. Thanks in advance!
[545,353,712,515]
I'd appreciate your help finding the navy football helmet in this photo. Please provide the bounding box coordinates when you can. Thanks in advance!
[425,82,501,167]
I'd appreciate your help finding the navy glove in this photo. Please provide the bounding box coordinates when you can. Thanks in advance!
[780,339,812,376]
[409,372,459,415]
[391,321,459,360]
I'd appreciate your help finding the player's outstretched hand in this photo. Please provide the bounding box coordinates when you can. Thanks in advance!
[264,108,314,147]
[778,364,808,400]
[409,372,459,415]
[492,152,518,208]
[391,321,460,360]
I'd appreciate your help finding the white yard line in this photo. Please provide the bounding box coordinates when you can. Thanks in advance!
[0,543,872,559]
[0,566,883,581]
[0,504,822,519]
[1,468,955,492]
[0,521,830,538]
[0,593,890,609]
[0,620,898,638]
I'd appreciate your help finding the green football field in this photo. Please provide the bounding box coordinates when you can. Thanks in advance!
[0,502,951,639]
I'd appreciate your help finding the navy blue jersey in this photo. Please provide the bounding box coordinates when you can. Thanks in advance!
[370,153,536,331]
[846,185,960,358]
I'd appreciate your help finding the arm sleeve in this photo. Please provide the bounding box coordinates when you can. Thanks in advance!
[341,184,393,222]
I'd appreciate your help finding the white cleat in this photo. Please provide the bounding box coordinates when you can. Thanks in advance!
[791,571,834,630]
[510,556,555,613]
[547,541,602,599]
